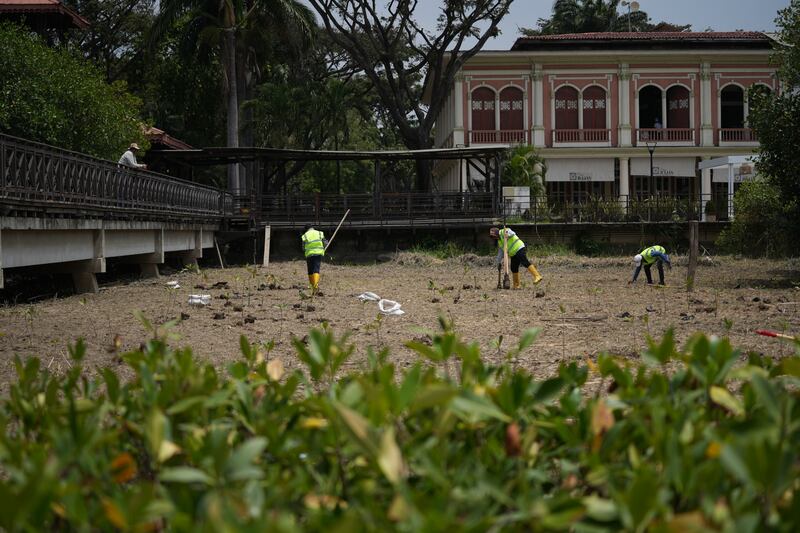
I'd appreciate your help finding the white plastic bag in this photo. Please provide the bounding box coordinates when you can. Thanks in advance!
[358,292,381,302]
[188,294,211,306]
[166,280,181,289]
[378,299,405,316]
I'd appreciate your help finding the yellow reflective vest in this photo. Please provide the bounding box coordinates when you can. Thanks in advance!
[498,229,525,256]
[302,229,325,258]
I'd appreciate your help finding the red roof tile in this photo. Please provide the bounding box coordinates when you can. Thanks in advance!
[0,0,89,29]
[516,31,768,42]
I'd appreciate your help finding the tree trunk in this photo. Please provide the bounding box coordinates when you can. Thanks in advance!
[224,28,240,196]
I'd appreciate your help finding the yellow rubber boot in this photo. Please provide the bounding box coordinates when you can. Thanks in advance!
[311,273,320,292]
[527,265,543,284]
[308,274,315,290]
[512,272,521,289]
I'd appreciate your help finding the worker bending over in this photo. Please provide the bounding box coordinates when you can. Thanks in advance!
[301,225,328,294]
[630,245,672,285]
[489,227,543,288]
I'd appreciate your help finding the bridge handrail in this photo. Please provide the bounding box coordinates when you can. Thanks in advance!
[0,133,232,219]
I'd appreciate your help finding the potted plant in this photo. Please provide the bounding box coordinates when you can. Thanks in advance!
[704,198,717,222]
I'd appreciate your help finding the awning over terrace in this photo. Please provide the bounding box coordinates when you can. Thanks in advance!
[698,156,757,220]
[545,158,614,182]
[157,146,510,164]
[631,157,697,177]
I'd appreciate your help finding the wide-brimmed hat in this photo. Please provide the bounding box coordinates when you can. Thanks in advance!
[130,142,140,150]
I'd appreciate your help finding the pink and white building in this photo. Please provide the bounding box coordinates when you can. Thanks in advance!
[429,32,778,219]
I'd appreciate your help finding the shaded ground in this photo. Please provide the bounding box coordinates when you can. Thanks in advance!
[1,254,798,391]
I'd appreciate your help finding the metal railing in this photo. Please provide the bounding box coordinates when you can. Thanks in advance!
[469,130,529,145]
[552,129,610,143]
[0,133,231,219]
[499,193,734,223]
[637,128,694,143]
[260,192,495,224]
[719,128,757,142]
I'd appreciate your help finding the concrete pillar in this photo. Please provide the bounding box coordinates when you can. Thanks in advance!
[72,271,99,294]
[700,63,714,146]
[454,74,465,145]
[140,263,160,278]
[619,157,630,209]
[532,64,545,146]
[701,155,712,221]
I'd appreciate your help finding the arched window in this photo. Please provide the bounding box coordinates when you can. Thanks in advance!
[666,86,690,128]
[582,86,606,129]
[499,86,524,132]
[471,87,496,131]
[721,85,744,128]
[554,86,579,130]
[638,85,663,129]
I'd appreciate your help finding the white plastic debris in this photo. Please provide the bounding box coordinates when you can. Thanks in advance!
[378,299,405,316]
[357,292,381,302]
[188,294,211,306]
[166,280,181,289]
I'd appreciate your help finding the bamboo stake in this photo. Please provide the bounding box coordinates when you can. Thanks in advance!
[324,209,350,254]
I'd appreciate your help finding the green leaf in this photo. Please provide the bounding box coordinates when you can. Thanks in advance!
[517,328,541,352]
[582,496,618,522]
[720,445,752,485]
[709,386,744,416]
[410,384,457,412]
[532,377,565,403]
[334,402,376,455]
[166,396,205,416]
[160,467,214,485]
[450,394,510,423]
[226,437,267,479]
[750,374,780,420]
[101,369,120,404]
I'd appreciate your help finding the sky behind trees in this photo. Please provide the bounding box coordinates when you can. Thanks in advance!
[409,0,789,50]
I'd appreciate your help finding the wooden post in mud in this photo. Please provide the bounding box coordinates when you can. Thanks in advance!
[687,220,698,292]
[263,226,271,268]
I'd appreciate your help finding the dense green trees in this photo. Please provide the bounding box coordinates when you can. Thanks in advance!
[523,0,690,35]
[722,1,799,257]
[0,23,145,159]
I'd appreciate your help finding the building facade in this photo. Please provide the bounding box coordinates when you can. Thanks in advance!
[430,32,778,221]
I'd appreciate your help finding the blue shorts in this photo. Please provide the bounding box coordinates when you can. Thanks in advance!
[306,255,322,275]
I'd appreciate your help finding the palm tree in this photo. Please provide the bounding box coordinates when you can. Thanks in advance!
[528,0,689,35]
[149,0,314,194]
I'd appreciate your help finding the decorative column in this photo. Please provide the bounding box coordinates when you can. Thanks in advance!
[661,91,668,128]
[701,155,712,221]
[618,64,632,146]
[700,63,714,146]
[453,74,465,147]
[532,64,545,146]
[619,157,630,207]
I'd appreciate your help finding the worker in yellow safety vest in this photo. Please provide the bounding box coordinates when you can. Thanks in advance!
[629,245,672,285]
[489,227,543,288]
[301,225,328,294]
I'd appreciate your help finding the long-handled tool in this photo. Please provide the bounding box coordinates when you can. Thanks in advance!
[756,329,798,341]
[496,262,503,290]
[502,226,511,289]
[324,209,350,255]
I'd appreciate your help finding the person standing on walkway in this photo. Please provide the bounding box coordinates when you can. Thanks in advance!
[301,225,328,294]
[118,143,147,170]
[489,227,543,289]
[629,245,672,285]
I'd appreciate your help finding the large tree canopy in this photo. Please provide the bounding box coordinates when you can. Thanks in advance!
[0,23,146,159]
[523,0,690,35]
[749,0,800,227]
[307,0,515,190]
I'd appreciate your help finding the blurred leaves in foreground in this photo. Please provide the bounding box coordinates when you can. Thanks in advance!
[1,321,799,531]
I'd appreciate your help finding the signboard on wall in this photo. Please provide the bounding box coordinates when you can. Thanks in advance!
[631,157,696,177]
[712,167,758,183]
[545,158,614,182]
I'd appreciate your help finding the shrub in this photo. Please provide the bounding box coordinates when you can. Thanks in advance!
[1,319,799,530]
[0,23,146,159]
[717,181,792,257]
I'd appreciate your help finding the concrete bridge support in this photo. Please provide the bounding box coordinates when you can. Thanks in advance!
[1,218,218,294]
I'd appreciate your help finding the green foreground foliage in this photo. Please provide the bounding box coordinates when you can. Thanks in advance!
[0,23,146,159]
[2,319,800,531]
